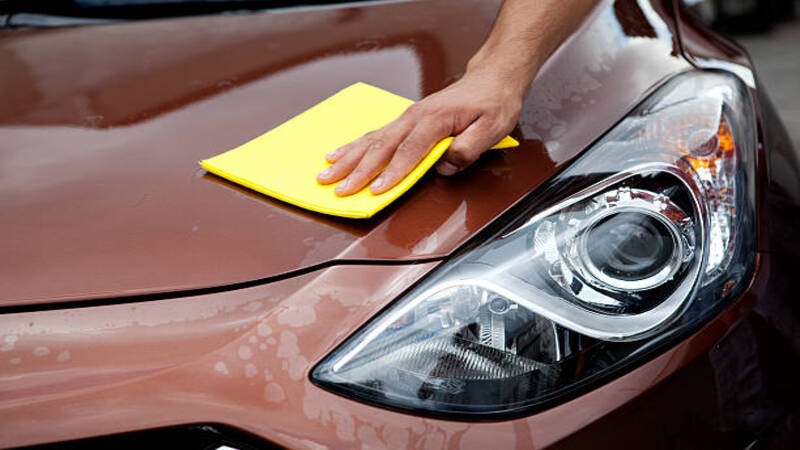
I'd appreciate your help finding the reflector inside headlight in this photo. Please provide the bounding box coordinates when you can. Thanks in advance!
[312,71,756,418]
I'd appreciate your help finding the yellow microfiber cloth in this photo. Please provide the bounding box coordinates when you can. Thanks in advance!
[200,82,519,219]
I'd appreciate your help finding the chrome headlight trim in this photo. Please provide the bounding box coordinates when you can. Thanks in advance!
[312,70,758,419]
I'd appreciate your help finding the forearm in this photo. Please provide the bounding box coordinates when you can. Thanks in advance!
[467,0,599,96]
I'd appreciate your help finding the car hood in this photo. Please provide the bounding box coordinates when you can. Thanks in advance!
[0,0,689,308]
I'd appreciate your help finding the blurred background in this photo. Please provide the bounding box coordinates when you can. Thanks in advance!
[684,0,800,150]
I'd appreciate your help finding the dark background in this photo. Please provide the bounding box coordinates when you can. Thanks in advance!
[688,0,800,150]
[738,12,800,151]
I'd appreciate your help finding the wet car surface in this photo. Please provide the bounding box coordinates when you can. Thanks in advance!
[1,0,798,448]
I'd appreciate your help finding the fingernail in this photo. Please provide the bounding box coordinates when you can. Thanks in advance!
[370,176,385,192]
[437,161,459,176]
[335,178,350,194]
[326,149,341,160]
[318,167,333,180]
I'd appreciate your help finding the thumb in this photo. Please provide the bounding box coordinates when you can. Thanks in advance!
[436,117,507,176]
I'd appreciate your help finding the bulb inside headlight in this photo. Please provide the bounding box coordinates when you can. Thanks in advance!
[584,211,682,285]
[312,71,757,418]
[528,178,699,317]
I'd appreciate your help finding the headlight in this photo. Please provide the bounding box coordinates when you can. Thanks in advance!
[311,71,756,418]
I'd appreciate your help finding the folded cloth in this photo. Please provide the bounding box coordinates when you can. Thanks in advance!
[200,82,518,219]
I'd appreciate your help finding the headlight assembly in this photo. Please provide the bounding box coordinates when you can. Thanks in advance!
[311,71,757,418]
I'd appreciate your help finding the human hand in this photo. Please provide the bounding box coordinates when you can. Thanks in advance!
[316,67,526,196]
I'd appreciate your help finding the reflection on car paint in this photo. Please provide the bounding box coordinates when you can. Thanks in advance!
[521,0,686,164]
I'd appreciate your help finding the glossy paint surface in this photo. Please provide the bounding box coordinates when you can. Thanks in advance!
[6,0,777,449]
[0,0,688,307]
[0,253,774,450]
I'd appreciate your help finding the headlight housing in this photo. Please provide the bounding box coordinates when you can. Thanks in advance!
[312,71,756,418]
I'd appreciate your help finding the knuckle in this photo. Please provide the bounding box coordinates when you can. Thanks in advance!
[340,147,364,164]
[425,104,446,118]
[338,143,355,155]
[365,137,386,152]
[396,139,421,156]
[447,148,476,166]
[488,121,508,137]
[481,116,500,131]
[347,168,368,183]
[352,159,381,179]
[404,102,424,117]
[502,108,522,127]
[405,102,444,119]
[352,134,371,148]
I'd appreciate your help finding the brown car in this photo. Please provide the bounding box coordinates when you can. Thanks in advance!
[1,0,798,448]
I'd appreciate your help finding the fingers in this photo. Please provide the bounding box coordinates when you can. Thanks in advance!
[436,115,511,176]
[324,144,349,163]
[316,139,367,184]
[337,134,402,196]
[369,119,451,194]
[317,102,454,196]
[319,111,515,197]
[316,122,411,196]
[317,137,369,184]
[316,73,523,197]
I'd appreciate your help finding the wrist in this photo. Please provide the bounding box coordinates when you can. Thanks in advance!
[465,48,539,98]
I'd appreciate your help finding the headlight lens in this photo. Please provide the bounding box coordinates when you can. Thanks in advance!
[312,71,756,418]
[583,208,686,288]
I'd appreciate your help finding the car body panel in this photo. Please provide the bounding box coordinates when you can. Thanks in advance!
[0,0,688,308]
[3,0,797,449]
[0,255,771,449]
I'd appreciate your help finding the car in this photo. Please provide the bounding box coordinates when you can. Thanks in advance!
[1,0,798,448]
